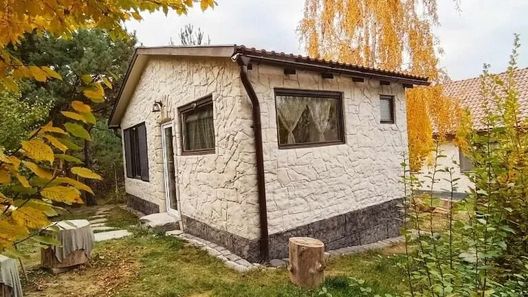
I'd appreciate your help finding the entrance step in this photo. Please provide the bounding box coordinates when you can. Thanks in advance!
[140,212,180,232]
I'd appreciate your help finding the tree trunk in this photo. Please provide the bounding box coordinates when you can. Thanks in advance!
[83,131,97,206]
[288,237,325,289]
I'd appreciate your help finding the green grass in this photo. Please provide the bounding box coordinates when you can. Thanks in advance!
[103,206,140,230]
[111,233,407,297]
[21,205,407,296]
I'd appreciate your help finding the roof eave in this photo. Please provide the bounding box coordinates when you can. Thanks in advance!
[108,45,238,128]
[240,54,429,86]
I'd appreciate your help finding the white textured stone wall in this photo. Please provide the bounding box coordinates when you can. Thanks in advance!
[121,56,260,239]
[418,142,473,194]
[247,65,409,235]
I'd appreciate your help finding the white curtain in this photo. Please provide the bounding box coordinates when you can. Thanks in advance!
[185,108,214,150]
[307,99,333,142]
[276,96,307,144]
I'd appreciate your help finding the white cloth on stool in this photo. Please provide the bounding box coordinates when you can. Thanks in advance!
[0,255,23,297]
[51,220,94,262]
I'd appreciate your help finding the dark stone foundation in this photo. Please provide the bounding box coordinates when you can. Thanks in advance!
[126,193,160,215]
[180,198,403,262]
[125,194,402,261]
[267,198,403,259]
[181,215,261,263]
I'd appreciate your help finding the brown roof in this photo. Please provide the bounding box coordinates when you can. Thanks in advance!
[444,67,528,130]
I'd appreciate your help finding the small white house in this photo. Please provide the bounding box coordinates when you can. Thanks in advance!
[108,45,429,261]
[419,67,528,197]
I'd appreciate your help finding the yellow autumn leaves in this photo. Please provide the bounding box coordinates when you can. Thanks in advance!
[0,0,216,92]
[0,0,216,254]
[299,0,460,170]
[0,99,102,250]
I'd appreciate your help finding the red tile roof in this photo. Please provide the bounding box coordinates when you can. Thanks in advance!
[444,67,528,130]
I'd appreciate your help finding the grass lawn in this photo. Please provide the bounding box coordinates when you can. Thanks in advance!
[19,210,408,297]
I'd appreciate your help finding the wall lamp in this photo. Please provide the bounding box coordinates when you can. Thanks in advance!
[152,101,163,112]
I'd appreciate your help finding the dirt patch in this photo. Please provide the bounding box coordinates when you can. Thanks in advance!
[23,243,140,297]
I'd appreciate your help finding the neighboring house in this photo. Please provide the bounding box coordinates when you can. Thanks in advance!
[108,45,429,262]
[419,67,528,197]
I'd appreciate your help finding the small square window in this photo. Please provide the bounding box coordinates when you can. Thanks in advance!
[180,97,215,154]
[380,95,395,124]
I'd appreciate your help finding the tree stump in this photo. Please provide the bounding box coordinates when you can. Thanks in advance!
[41,248,90,274]
[0,283,12,297]
[288,237,325,289]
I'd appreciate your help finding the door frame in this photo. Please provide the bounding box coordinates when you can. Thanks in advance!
[161,121,179,216]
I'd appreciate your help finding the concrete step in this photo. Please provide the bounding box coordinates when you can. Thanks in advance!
[89,218,108,224]
[94,230,131,242]
[88,214,107,220]
[92,226,118,232]
[140,212,180,232]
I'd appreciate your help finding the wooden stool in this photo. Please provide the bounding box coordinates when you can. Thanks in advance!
[41,219,94,274]
[41,249,90,274]
[0,284,13,297]
[0,255,22,297]
[288,237,326,289]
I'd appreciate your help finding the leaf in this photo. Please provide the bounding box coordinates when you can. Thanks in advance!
[83,83,105,103]
[55,154,83,164]
[2,247,28,259]
[39,121,67,135]
[64,122,91,141]
[43,135,68,152]
[0,168,12,184]
[102,77,112,89]
[57,138,82,151]
[71,167,102,180]
[55,177,94,194]
[0,153,20,170]
[12,206,50,229]
[16,173,31,188]
[81,74,93,84]
[25,199,58,217]
[30,235,60,246]
[21,139,54,163]
[23,161,53,180]
[61,111,89,123]
[41,186,81,204]
[71,100,92,113]
[42,67,62,80]
[29,65,48,82]
[81,112,96,124]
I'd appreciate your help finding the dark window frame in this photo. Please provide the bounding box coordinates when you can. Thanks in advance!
[178,95,216,156]
[274,88,346,149]
[123,122,149,181]
[380,95,395,124]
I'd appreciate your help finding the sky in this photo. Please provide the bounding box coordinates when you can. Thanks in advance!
[125,0,528,81]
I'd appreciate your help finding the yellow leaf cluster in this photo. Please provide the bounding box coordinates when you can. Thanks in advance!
[0,0,215,90]
[299,0,460,170]
[0,0,216,253]
[12,206,50,229]
[41,186,82,204]
[71,167,103,180]
[21,139,54,164]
